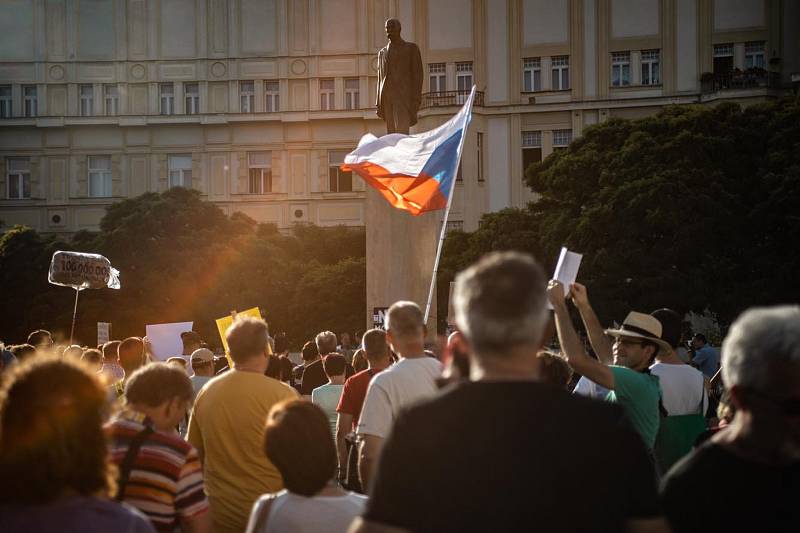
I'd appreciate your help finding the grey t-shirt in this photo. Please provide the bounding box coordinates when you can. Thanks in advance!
[0,495,155,533]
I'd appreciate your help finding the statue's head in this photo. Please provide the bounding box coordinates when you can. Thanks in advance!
[385,18,401,41]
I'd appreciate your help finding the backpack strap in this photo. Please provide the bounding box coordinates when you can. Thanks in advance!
[115,425,154,501]
[697,378,706,415]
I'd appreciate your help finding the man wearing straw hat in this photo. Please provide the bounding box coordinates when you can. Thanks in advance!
[548,280,670,451]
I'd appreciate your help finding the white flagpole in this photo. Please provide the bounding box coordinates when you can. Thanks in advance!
[423,86,476,325]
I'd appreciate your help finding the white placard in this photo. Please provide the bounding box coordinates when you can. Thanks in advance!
[97,322,111,345]
[145,322,193,361]
[549,247,583,308]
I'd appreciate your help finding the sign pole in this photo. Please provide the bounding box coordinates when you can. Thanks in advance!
[69,288,81,345]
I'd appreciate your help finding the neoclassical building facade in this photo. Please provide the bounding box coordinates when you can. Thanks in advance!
[0,0,797,234]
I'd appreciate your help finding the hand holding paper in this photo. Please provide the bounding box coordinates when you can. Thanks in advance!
[548,247,583,309]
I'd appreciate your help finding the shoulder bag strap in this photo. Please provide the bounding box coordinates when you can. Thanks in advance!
[698,378,707,415]
[115,426,154,501]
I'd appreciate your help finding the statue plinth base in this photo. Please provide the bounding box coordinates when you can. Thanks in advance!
[365,186,439,337]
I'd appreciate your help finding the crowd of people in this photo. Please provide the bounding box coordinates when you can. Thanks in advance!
[0,251,797,532]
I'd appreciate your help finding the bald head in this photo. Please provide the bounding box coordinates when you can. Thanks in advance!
[386,301,424,338]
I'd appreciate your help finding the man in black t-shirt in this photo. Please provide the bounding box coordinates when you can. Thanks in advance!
[661,306,800,533]
[351,252,668,533]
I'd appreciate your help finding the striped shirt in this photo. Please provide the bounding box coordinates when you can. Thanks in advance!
[107,409,209,532]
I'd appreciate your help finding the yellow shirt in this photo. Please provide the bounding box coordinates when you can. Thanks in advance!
[187,370,298,533]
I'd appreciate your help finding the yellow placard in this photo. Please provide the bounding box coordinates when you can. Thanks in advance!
[215,307,269,368]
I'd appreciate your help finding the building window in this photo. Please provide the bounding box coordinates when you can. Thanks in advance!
[328,150,352,192]
[6,157,31,199]
[477,132,484,182]
[641,50,660,85]
[247,152,272,194]
[745,41,766,69]
[160,83,174,115]
[184,83,199,114]
[553,129,572,150]
[104,85,118,116]
[0,85,11,118]
[80,85,94,116]
[551,56,570,90]
[265,81,280,112]
[523,58,541,92]
[429,63,446,92]
[522,131,542,174]
[456,62,473,102]
[168,154,192,188]
[713,43,734,75]
[23,85,37,117]
[239,81,254,113]
[445,220,464,234]
[344,78,359,110]
[611,51,631,87]
[88,155,112,198]
[320,79,335,110]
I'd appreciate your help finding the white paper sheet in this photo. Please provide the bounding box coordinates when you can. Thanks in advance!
[548,247,583,308]
[145,321,193,361]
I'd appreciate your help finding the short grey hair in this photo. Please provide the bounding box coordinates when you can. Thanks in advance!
[385,301,424,338]
[315,331,338,355]
[227,317,269,363]
[454,251,548,357]
[722,305,800,391]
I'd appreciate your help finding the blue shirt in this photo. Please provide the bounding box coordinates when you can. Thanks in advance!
[692,345,720,378]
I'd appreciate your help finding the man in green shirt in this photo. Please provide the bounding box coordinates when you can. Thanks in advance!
[548,280,668,449]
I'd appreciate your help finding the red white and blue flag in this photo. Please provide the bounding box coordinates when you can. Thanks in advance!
[342,86,476,216]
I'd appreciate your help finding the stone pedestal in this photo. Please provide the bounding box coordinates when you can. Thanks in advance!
[365,185,440,335]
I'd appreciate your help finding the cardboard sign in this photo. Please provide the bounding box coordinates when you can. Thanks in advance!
[49,250,120,290]
[97,322,111,345]
[216,307,265,367]
[145,321,193,361]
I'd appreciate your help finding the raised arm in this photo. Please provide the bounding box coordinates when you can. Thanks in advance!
[547,280,615,391]
[570,282,613,364]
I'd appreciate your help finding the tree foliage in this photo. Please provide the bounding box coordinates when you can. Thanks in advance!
[439,98,800,329]
[0,188,365,349]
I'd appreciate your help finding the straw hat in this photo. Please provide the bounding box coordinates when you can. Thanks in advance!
[605,311,673,355]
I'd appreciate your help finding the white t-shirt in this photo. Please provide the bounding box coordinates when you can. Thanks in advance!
[649,362,708,416]
[357,356,442,439]
[572,376,610,399]
[248,490,367,533]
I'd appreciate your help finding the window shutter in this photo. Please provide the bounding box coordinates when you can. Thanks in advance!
[271,151,282,193]
[0,157,6,198]
[191,153,202,191]
[237,152,248,194]
[157,154,168,191]
[29,156,41,198]
[76,156,88,197]
[111,154,122,196]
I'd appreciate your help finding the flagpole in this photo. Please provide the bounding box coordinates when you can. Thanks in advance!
[423,86,476,325]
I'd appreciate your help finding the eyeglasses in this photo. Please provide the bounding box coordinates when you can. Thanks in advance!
[748,388,800,417]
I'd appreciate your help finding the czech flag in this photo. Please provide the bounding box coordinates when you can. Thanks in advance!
[341,86,476,216]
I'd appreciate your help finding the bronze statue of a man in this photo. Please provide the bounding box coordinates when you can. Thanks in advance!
[376,18,423,134]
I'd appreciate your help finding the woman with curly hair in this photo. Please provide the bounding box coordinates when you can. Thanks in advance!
[0,357,154,532]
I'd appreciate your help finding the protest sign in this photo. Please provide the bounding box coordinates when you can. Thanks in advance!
[372,307,389,330]
[49,251,120,290]
[216,307,264,367]
[145,322,193,361]
[548,247,583,308]
[97,322,111,345]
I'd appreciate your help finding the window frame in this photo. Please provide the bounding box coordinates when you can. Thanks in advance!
[456,62,473,100]
[87,155,113,198]
[429,63,446,92]
[551,56,570,90]
[247,151,272,194]
[265,80,280,113]
[552,129,572,149]
[80,84,94,117]
[184,83,199,115]
[160,83,174,115]
[328,150,353,193]
[641,49,660,86]
[240,80,255,113]
[344,78,360,110]
[611,51,631,87]
[104,84,118,116]
[6,157,31,199]
[0,85,11,118]
[320,79,335,111]
[744,41,766,69]
[168,154,192,188]
[477,132,484,182]
[523,58,542,92]
[23,85,37,117]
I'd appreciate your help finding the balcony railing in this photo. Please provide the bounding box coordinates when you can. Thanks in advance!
[701,70,781,94]
[421,90,484,109]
